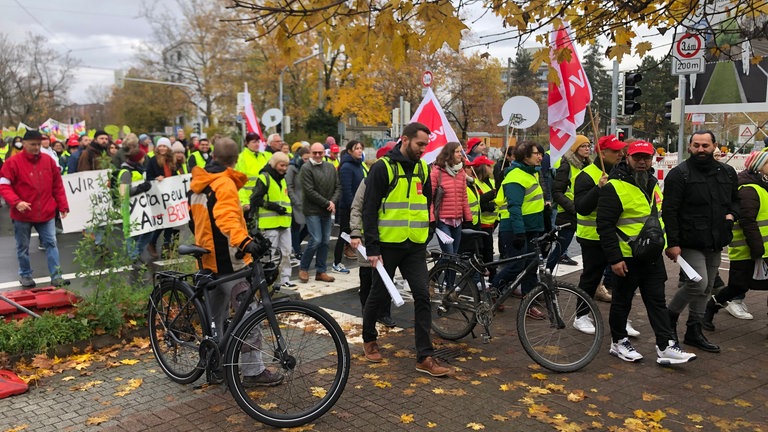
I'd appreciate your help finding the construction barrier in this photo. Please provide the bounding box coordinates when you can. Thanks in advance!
[0,287,80,321]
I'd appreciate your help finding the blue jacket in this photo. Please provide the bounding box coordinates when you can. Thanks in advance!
[499,162,545,234]
[338,152,366,210]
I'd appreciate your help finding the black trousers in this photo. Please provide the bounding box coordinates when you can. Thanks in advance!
[609,257,676,349]
[363,244,433,361]
[358,266,391,319]
[576,238,605,316]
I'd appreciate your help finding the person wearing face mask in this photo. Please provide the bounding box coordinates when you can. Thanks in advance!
[703,150,768,332]
[662,131,738,354]
[7,137,24,161]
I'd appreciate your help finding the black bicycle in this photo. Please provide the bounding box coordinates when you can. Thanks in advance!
[428,225,603,372]
[147,234,350,427]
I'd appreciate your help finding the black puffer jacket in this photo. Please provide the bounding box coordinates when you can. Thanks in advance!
[734,170,768,260]
[661,157,738,251]
[552,152,590,226]
[596,160,660,264]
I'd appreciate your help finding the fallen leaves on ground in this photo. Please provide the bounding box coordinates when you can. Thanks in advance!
[114,378,142,397]
[400,413,414,424]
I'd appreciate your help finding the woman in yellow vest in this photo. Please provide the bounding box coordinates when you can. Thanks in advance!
[489,141,546,318]
[464,155,498,277]
[704,151,768,329]
[550,135,591,269]
[249,152,294,289]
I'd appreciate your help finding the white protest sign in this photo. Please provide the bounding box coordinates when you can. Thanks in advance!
[61,170,113,233]
[126,174,192,236]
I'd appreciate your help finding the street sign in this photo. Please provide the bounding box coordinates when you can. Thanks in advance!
[739,124,756,144]
[672,33,705,76]
[672,57,705,75]
[422,70,433,87]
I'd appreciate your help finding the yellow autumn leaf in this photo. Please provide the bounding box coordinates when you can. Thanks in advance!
[528,386,551,395]
[4,425,29,432]
[607,411,622,419]
[311,387,327,398]
[470,380,481,385]
[596,373,613,380]
[61,376,75,381]
[466,347,483,354]
[585,409,600,417]
[120,359,140,365]
[492,414,508,421]
[114,378,142,397]
[642,392,660,401]
[687,414,704,422]
[531,373,548,380]
[733,399,753,407]
[466,422,485,430]
[374,381,391,388]
[479,356,496,362]
[414,377,431,384]
[426,421,437,428]
[634,409,666,422]
[128,319,137,326]
[400,413,414,424]
[546,383,564,392]
[363,373,379,380]
[706,397,728,406]
[567,390,585,402]
[499,384,511,392]
[402,388,415,396]
[634,41,653,57]
[85,416,110,426]
[432,388,445,394]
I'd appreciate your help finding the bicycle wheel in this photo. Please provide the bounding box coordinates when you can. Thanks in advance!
[428,260,480,340]
[224,301,350,428]
[147,279,207,384]
[517,282,603,372]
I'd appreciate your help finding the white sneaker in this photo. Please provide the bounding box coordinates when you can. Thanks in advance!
[656,340,697,365]
[610,337,643,362]
[626,320,641,337]
[573,315,596,335]
[725,299,753,320]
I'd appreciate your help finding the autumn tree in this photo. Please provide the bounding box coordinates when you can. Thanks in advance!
[0,33,79,126]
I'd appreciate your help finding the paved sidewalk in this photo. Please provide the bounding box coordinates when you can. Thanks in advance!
[3,261,768,431]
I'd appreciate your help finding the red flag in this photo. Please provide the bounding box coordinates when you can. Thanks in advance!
[409,87,459,164]
[548,24,592,165]
[242,83,266,150]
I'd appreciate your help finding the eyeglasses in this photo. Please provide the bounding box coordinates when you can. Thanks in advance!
[311,151,324,155]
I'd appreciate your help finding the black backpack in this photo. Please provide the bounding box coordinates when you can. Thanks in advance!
[618,204,665,262]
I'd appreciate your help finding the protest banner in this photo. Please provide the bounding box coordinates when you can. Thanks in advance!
[61,170,113,233]
[125,174,192,236]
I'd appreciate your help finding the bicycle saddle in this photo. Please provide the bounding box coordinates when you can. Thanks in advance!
[178,244,211,257]
[460,228,489,239]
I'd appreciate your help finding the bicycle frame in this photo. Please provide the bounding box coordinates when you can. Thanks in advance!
[151,254,290,379]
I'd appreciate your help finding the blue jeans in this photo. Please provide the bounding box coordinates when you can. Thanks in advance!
[436,221,462,254]
[491,231,540,295]
[126,232,152,261]
[14,218,62,279]
[300,214,332,273]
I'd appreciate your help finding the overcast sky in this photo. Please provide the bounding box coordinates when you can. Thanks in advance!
[1,0,662,106]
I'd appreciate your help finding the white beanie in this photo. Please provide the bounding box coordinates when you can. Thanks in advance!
[156,137,171,149]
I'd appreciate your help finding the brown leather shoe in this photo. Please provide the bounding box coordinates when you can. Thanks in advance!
[343,244,357,259]
[415,356,450,377]
[299,269,309,283]
[315,273,335,282]
[146,243,159,259]
[363,341,382,363]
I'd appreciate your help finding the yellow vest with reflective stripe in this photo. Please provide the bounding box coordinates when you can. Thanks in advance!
[190,151,209,169]
[0,146,8,160]
[467,184,480,226]
[575,164,602,241]
[477,178,497,226]
[235,149,268,206]
[257,173,292,229]
[729,184,768,261]
[609,179,665,258]
[118,168,145,238]
[556,163,581,214]
[497,168,544,218]
[378,158,430,244]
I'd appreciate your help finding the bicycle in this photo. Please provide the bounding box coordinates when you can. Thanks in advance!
[428,225,603,372]
[147,234,350,428]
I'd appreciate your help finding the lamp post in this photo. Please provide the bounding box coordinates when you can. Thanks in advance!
[279,51,322,118]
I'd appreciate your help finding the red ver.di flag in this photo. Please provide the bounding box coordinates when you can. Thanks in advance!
[548,24,592,165]
[409,87,459,164]
[242,83,266,151]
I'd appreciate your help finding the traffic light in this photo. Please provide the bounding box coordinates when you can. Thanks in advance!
[193,122,202,135]
[623,72,642,115]
[664,98,681,125]
[617,129,626,141]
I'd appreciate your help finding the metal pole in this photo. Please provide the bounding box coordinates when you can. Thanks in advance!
[504,57,512,148]
[279,67,287,118]
[318,38,325,110]
[677,75,686,163]
[610,60,619,135]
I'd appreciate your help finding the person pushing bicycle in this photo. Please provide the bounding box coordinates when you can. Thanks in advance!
[188,137,284,387]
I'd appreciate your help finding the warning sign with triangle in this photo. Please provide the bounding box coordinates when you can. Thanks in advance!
[739,124,756,144]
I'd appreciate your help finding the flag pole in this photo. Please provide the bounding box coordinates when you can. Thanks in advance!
[587,105,606,174]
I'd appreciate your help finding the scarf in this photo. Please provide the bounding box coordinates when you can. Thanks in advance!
[445,162,463,177]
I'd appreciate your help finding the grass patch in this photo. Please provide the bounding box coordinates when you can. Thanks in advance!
[701,62,741,104]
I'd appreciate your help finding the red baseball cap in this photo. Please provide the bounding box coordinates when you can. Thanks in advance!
[627,140,655,155]
[330,144,340,153]
[67,135,79,147]
[376,141,396,159]
[469,155,494,166]
[596,135,626,152]
[466,137,483,153]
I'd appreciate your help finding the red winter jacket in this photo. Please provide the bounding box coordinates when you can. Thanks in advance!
[0,150,69,223]
[430,165,472,222]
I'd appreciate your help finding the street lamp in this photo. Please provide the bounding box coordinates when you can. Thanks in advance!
[279,51,322,119]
